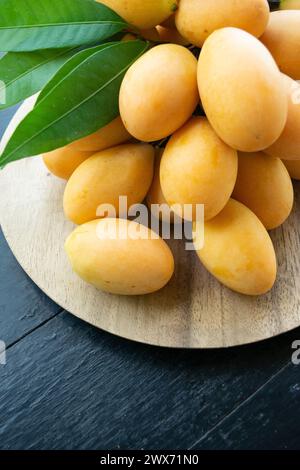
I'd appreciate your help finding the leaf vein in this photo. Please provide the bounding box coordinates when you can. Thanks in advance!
[0,21,126,30]
[1,43,148,164]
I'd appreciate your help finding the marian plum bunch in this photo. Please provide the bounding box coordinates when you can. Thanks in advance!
[43,0,300,297]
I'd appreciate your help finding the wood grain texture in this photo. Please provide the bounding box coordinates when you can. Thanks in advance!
[1,99,300,348]
[0,310,298,450]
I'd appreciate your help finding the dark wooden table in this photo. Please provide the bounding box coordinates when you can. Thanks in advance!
[1,107,300,451]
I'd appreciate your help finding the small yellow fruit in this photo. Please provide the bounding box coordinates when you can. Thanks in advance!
[260,10,300,79]
[68,117,131,152]
[64,143,154,225]
[65,218,175,295]
[160,116,238,221]
[98,0,178,30]
[122,33,137,41]
[265,75,300,161]
[194,199,277,296]
[198,28,287,152]
[232,151,294,229]
[119,44,199,142]
[43,146,93,180]
[175,0,270,48]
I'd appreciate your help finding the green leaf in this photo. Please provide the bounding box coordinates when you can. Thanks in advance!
[0,40,148,167]
[0,0,127,51]
[0,48,77,110]
[35,45,109,105]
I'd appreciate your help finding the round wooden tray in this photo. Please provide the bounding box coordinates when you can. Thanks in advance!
[1,99,300,348]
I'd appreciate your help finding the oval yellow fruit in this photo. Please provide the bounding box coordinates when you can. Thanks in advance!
[98,0,178,30]
[119,44,199,142]
[283,159,300,180]
[260,10,300,79]
[68,117,131,152]
[194,199,277,296]
[198,28,287,152]
[64,143,154,225]
[65,218,175,295]
[121,33,136,42]
[265,75,300,161]
[160,117,238,221]
[232,152,294,229]
[176,0,270,48]
[43,146,93,180]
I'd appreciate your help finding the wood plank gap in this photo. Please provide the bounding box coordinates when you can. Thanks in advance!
[6,308,65,350]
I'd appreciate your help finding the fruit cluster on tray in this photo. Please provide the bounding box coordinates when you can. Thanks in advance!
[1,1,300,297]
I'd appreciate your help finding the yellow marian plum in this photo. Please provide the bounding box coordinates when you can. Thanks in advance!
[175,0,270,48]
[260,11,300,79]
[119,44,199,142]
[65,218,174,295]
[122,33,136,41]
[198,28,287,152]
[160,117,238,221]
[194,199,277,296]
[98,1,178,30]
[265,75,300,161]
[63,143,154,225]
[68,117,131,152]
[43,146,93,180]
[232,152,294,229]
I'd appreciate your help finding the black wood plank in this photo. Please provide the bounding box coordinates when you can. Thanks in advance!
[190,360,300,450]
[0,310,299,450]
[0,229,62,346]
